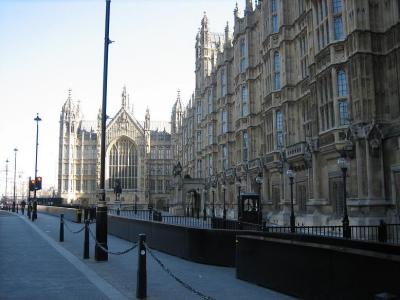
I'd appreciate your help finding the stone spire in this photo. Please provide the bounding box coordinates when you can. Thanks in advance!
[201,11,208,32]
[62,88,73,113]
[121,86,127,109]
[224,22,231,47]
[176,89,182,107]
[145,107,150,130]
[234,2,239,18]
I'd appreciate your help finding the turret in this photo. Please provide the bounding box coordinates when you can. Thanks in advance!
[171,89,182,134]
[145,107,150,130]
[244,0,253,16]
[201,11,208,35]
[145,107,151,154]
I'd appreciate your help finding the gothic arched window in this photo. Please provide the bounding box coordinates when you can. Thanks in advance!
[271,0,279,33]
[274,51,281,90]
[337,69,347,97]
[108,138,138,190]
[337,69,349,125]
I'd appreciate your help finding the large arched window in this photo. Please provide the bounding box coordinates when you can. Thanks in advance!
[274,51,281,90]
[337,69,349,125]
[108,138,138,190]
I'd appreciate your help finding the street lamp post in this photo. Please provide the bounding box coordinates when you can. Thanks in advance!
[287,168,295,233]
[5,159,9,206]
[255,172,263,225]
[211,176,217,218]
[32,113,41,221]
[337,154,351,239]
[203,188,207,221]
[114,179,122,215]
[222,183,226,220]
[96,0,112,262]
[212,189,215,217]
[134,194,138,214]
[13,148,18,212]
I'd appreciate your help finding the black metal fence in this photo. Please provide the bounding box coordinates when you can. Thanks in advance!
[107,208,400,245]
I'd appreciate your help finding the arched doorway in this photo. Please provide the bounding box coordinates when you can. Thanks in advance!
[186,189,201,218]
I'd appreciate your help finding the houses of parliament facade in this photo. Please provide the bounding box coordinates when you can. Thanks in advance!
[58,0,400,226]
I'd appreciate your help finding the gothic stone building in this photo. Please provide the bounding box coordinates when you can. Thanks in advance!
[170,0,400,225]
[58,88,173,209]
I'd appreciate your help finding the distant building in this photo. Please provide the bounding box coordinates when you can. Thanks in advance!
[171,0,400,225]
[57,87,172,209]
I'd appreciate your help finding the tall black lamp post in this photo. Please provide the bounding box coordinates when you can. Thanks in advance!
[211,176,217,217]
[134,194,138,214]
[32,113,41,221]
[114,179,122,214]
[287,168,295,233]
[13,148,18,212]
[202,188,207,221]
[222,182,226,220]
[5,159,9,205]
[96,0,112,261]
[255,172,263,225]
[337,154,351,239]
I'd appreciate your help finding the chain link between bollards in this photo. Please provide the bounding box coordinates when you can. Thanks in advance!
[62,219,86,234]
[145,243,216,300]
[87,226,137,255]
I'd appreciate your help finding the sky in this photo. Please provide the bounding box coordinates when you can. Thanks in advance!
[0,0,241,196]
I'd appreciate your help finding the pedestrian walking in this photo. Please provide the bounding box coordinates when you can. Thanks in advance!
[21,200,26,215]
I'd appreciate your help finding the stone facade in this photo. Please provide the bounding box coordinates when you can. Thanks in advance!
[58,88,172,208]
[171,0,400,225]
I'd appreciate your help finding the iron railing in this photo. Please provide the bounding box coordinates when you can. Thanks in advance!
[107,208,400,245]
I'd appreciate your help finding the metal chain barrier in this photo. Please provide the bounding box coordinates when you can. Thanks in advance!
[87,225,137,255]
[145,243,216,300]
[62,219,86,234]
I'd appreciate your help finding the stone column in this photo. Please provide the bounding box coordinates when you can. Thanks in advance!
[356,139,365,199]
[366,140,373,200]
[380,145,386,199]
[312,153,320,199]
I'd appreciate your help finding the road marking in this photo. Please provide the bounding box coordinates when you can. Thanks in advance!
[20,215,128,300]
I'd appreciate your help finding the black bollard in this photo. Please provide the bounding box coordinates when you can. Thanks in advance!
[32,201,37,221]
[83,220,90,259]
[59,214,64,242]
[117,207,120,216]
[136,234,147,299]
[89,207,95,222]
[76,209,82,223]
[16,204,18,213]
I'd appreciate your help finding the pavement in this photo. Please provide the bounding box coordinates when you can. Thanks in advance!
[0,210,296,300]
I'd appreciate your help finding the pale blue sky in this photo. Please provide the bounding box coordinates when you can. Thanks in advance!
[0,0,240,195]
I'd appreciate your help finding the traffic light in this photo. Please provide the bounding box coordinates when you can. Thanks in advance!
[29,178,36,191]
[35,177,42,190]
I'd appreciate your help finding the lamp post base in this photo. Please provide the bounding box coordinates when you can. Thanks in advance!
[290,214,296,233]
[95,204,108,261]
[342,216,351,239]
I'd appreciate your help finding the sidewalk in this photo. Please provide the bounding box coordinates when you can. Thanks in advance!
[0,210,296,300]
